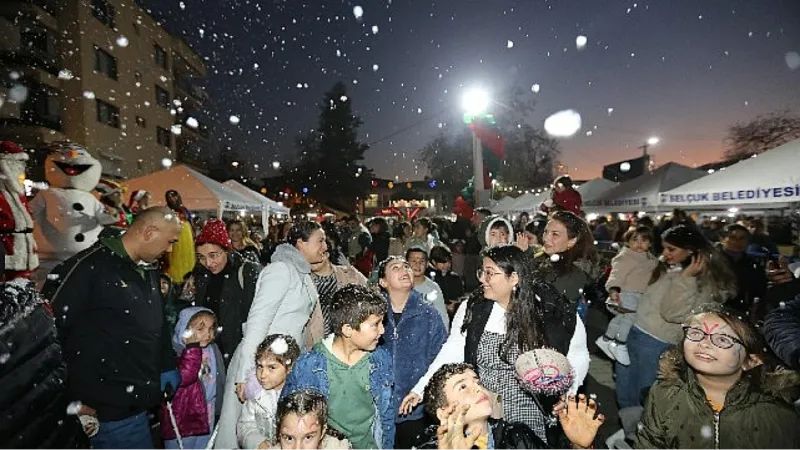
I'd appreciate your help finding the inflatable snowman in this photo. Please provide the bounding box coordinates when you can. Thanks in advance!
[31,142,118,284]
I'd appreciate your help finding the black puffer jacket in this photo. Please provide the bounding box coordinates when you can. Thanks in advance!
[191,251,260,361]
[414,418,569,449]
[764,288,800,370]
[0,279,88,448]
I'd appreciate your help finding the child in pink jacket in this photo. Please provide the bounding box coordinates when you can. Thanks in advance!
[160,307,225,449]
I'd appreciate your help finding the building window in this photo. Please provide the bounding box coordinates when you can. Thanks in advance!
[135,116,146,128]
[155,85,170,108]
[156,127,171,148]
[153,44,167,69]
[95,99,120,128]
[91,0,115,28]
[21,83,61,130]
[93,46,118,80]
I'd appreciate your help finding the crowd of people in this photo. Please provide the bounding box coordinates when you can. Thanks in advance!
[3,171,800,450]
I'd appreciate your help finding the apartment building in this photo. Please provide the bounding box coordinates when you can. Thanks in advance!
[0,0,210,180]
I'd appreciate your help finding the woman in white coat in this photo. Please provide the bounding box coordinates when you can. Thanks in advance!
[215,222,327,449]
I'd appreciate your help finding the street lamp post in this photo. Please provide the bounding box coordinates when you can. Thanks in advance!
[462,88,491,207]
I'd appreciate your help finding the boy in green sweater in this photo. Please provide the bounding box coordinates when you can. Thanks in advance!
[281,285,395,449]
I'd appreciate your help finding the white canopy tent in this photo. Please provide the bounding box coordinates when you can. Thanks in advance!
[576,178,616,205]
[509,191,548,212]
[584,163,706,214]
[659,139,800,209]
[492,196,517,213]
[125,165,267,222]
[223,180,291,215]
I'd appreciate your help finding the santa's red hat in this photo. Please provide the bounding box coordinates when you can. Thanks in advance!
[0,141,29,161]
[195,219,232,250]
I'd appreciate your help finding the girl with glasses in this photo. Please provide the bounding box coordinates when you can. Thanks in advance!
[632,304,800,448]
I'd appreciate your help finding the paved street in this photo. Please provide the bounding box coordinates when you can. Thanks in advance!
[584,305,620,442]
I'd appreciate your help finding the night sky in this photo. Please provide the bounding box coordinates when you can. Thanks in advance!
[139,0,800,182]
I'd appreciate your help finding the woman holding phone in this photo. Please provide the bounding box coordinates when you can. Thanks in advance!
[615,224,737,411]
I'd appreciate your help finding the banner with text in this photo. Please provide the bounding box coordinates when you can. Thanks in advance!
[660,184,800,206]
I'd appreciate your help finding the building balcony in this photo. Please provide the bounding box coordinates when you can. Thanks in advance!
[0,114,61,133]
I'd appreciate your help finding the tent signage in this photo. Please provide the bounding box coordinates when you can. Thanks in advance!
[660,184,800,204]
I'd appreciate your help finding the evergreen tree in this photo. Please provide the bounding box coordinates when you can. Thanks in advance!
[285,82,373,211]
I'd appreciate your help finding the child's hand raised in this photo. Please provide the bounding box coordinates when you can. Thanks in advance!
[554,394,604,449]
[399,392,421,415]
[436,403,477,450]
[515,233,530,252]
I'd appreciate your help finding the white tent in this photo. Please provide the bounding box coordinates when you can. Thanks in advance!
[576,178,616,204]
[659,139,800,209]
[223,180,291,215]
[585,163,706,213]
[492,196,517,213]
[509,191,548,212]
[125,165,264,218]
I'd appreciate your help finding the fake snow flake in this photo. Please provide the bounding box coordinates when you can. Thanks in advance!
[426,291,439,301]
[66,401,82,415]
[531,83,540,93]
[620,162,631,172]
[576,35,588,50]
[785,51,800,71]
[116,36,129,47]
[229,115,240,125]
[353,5,364,20]
[58,69,74,80]
[182,329,194,340]
[170,124,182,135]
[272,161,280,169]
[216,326,224,334]
[9,85,28,103]
[83,91,96,99]
[270,337,289,355]
[507,40,514,49]
[544,110,582,138]
[340,95,348,102]
[700,425,713,439]
[161,158,173,168]
[126,385,135,393]
[0,353,9,364]
[185,117,199,129]
[179,1,185,9]
[550,254,561,262]
[607,107,614,115]
[47,273,60,280]
[372,64,379,72]
[371,25,379,34]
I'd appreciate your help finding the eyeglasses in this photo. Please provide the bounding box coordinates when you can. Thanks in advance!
[477,268,505,280]
[683,326,744,350]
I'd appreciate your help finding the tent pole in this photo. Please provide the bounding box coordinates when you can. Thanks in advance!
[262,207,269,234]
[218,202,224,219]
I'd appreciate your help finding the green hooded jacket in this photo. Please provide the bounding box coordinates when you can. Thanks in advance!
[635,348,800,449]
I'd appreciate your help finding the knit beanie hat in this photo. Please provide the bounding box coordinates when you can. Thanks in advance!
[195,219,231,250]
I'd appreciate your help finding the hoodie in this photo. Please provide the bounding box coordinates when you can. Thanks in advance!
[160,306,226,441]
[481,215,516,249]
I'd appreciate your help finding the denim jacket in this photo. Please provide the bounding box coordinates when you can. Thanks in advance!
[281,336,395,449]
[382,290,446,423]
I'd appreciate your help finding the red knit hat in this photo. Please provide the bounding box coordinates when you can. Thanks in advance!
[195,219,232,250]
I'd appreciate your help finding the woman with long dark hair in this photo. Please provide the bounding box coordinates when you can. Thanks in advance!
[616,224,737,412]
[400,246,590,444]
[535,210,600,320]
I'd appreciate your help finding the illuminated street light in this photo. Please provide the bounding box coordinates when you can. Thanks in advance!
[647,136,660,146]
[462,88,490,116]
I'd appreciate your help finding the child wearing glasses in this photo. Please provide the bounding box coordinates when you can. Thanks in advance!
[632,304,800,448]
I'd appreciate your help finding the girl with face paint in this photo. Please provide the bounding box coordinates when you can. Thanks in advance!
[628,305,800,448]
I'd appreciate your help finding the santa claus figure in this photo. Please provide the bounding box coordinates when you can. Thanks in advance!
[31,142,118,285]
[0,141,38,280]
